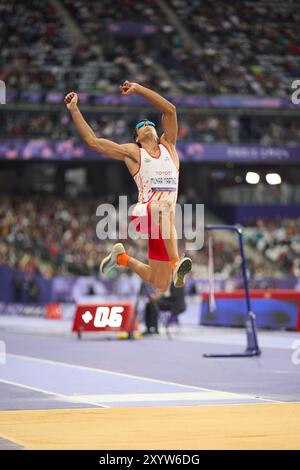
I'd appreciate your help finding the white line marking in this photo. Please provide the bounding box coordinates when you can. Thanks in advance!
[4,353,281,404]
[0,378,109,409]
[69,391,265,404]
[0,431,26,448]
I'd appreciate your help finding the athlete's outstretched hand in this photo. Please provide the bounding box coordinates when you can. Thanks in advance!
[64,91,78,110]
[119,81,139,96]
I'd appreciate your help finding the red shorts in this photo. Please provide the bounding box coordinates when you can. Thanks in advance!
[131,203,170,262]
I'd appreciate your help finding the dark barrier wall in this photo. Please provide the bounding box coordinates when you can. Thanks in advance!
[0,265,52,303]
[0,265,299,303]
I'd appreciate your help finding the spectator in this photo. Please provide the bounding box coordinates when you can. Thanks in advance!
[143,281,186,335]
[26,278,40,303]
[12,275,22,302]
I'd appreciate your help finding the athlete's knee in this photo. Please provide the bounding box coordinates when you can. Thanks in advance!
[156,285,169,294]
[149,271,168,293]
[154,280,170,293]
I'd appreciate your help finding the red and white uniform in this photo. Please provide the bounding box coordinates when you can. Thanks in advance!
[132,143,178,217]
[131,143,179,262]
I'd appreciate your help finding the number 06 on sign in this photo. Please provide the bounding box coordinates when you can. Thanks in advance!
[72,303,139,339]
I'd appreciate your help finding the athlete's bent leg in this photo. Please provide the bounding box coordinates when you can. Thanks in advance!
[119,255,171,292]
[100,242,152,284]
[150,201,179,266]
[150,200,192,288]
[127,256,152,284]
[149,259,172,293]
[121,255,172,292]
[119,255,170,293]
[159,201,179,262]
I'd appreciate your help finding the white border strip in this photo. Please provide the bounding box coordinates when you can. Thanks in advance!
[69,391,266,404]
[3,353,281,404]
[0,378,109,408]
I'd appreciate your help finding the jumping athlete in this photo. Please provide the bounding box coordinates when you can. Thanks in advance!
[64,81,192,292]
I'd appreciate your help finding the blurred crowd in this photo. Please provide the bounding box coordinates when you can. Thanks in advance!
[1,0,299,97]
[0,195,297,280]
[244,218,300,277]
[2,110,300,145]
[0,1,71,93]
[168,0,300,96]
[0,195,148,278]
[64,0,172,93]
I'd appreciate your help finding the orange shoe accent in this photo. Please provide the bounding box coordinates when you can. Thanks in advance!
[171,257,180,272]
[117,253,129,267]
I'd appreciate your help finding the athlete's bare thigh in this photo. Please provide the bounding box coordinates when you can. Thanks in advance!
[149,259,172,293]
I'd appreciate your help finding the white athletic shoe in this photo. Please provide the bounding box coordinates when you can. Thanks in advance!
[99,243,126,277]
[173,257,192,288]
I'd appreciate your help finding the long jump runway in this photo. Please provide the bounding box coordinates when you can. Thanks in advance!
[0,325,299,449]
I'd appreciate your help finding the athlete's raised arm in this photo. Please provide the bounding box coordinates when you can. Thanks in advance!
[64,92,134,160]
[120,81,178,146]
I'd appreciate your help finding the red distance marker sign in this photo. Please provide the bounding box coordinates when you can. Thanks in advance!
[72,303,138,334]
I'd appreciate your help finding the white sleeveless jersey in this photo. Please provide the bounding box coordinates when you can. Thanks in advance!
[132,143,178,216]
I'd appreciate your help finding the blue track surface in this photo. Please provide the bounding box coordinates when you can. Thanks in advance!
[0,320,299,411]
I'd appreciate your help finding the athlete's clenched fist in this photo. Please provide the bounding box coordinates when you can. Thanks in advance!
[64,92,78,110]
